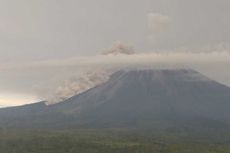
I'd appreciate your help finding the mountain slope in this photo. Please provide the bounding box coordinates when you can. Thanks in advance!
[1,69,230,130]
[50,69,230,128]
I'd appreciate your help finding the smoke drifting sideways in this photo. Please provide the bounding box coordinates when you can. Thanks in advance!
[1,42,230,105]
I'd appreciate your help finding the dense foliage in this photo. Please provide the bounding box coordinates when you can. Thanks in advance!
[0,129,230,153]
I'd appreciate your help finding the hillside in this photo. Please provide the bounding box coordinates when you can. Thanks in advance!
[1,69,230,131]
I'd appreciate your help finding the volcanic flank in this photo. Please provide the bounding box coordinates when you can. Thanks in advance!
[50,42,135,103]
[1,69,230,131]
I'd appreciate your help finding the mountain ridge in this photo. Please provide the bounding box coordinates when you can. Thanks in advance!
[1,69,230,130]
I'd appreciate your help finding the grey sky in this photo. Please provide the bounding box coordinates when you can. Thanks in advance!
[1,0,230,61]
[0,0,230,106]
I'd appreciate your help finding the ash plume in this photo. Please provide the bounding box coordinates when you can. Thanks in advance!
[49,69,112,104]
[102,41,135,55]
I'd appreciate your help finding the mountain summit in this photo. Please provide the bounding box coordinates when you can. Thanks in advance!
[1,69,230,130]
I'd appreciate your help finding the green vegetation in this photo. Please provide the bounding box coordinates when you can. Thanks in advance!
[0,129,230,153]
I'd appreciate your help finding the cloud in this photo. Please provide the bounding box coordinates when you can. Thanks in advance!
[0,49,230,106]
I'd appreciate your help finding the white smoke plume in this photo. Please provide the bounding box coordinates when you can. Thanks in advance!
[147,13,172,45]
[147,13,172,33]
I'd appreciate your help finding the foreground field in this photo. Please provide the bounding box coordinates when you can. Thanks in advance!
[1,129,230,153]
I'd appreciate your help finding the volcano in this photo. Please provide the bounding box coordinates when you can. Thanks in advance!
[1,69,230,131]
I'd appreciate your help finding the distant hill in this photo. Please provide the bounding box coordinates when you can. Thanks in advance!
[1,69,230,133]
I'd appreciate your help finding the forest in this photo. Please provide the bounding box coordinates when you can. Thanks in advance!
[1,128,230,153]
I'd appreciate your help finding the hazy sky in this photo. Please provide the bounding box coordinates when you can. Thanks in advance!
[1,0,230,106]
[1,0,230,61]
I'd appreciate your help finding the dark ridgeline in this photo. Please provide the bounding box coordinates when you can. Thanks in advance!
[1,69,230,132]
